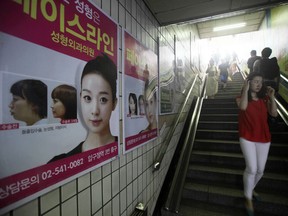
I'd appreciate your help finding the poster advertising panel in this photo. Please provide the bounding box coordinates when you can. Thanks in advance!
[123,30,158,153]
[0,0,119,214]
[159,35,177,114]
[175,38,189,93]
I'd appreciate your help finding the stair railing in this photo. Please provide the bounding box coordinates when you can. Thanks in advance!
[152,74,200,172]
[161,74,207,214]
[276,74,288,125]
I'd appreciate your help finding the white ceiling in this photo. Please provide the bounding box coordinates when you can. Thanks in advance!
[143,0,288,39]
[196,10,265,39]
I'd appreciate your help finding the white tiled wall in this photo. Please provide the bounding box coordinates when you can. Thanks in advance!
[2,0,200,215]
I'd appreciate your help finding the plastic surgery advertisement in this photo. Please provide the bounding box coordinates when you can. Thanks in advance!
[0,0,119,214]
[123,31,158,153]
[159,36,177,114]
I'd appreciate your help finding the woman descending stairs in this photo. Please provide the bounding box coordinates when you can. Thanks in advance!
[178,73,288,216]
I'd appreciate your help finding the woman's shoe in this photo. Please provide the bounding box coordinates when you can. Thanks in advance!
[253,191,261,202]
[245,199,254,216]
[245,207,254,216]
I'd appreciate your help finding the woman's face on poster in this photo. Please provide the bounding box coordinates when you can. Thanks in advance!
[9,95,34,123]
[129,96,136,114]
[51,98,66,119]
[145,93,156,124]
[139,97,145,114]
[80,73,115,134]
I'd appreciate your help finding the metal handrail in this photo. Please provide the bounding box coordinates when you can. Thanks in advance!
[164,97,203,213]
[277,74,288,125]
[162,75,207,213]
[153,74,200,172]
[276,99,288,126]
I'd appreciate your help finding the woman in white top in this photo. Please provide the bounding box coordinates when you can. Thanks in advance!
[206,58,219,98]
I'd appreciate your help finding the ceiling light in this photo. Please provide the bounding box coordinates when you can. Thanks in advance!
[213,22,246,32]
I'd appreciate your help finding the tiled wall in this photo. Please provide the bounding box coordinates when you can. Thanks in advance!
[2,0,200,216]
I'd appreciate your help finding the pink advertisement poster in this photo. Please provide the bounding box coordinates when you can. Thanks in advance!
[0,0,119,214]
[123,30,158,153]
[159,36,177,114]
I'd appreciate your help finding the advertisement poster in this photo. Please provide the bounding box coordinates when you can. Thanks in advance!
[123,30,158,153]
[175,39,189,93]
[159,36,177,114]
[0,0,119,214]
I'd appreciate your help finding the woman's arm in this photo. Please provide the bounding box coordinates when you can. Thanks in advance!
[266,86,278,117]
[236,80,249,110]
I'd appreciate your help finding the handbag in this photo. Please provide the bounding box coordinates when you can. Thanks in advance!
[268,114,278,126]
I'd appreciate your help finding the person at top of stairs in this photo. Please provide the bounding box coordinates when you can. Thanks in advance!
[206,58,219,99]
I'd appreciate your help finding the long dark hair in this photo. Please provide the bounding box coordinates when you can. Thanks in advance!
[246,72,267,101]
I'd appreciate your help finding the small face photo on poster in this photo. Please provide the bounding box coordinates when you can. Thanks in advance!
[50,84,77,120]
[128,93,137,116]
[138,94,145,115]
[8,79,48,126]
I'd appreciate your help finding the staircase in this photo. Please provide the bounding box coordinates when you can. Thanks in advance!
[179,73,288,215]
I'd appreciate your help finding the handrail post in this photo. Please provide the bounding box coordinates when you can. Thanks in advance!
[152,74,199,172]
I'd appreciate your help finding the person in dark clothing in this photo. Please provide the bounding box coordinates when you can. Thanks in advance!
[218,58,230,89]
[253,47,280,92]
[247,50,261,73]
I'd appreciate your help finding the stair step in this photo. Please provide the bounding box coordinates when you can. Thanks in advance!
[193,139,241,153]
[191,150,288,173]
[186,164,288,194]
[195,129,288,143]
[197,121,238,130]
[216,91,240,96]
[197,121,288,132]
[195,129,239,141]
[188,164,288,180]
[201,102,237,109]
[194,138,288,157]
[203,98,237,104]
[182,182,288,216]
[199,114,238,121]
[180,199,247,216]
[271,131,288,143]
[183,182,243,200]
[215,95,239,99]
[270,121,288,132]
[201,108,239,114]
